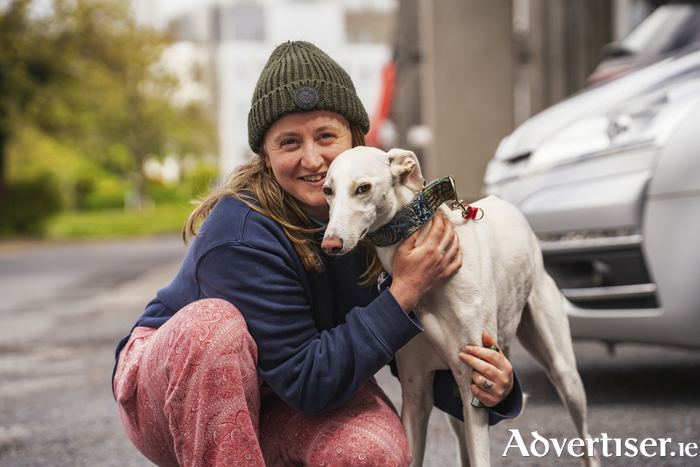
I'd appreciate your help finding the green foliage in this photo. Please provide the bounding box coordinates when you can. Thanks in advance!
[43,160,219,240]
[7,123,99,208]
[148,182,192,206]
[0,174,63,235]
[188,164,220,199]
[45,202,193,239]
[0,0,218,237]
[83,177,127,210]
[0,0,69,134]
[148,162,219,207]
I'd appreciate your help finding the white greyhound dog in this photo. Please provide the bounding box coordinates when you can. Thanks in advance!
[320,147,599,467]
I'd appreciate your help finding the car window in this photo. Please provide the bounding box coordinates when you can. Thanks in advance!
[621,5,700,56]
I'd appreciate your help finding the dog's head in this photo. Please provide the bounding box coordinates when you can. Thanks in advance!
[321,147,424,255]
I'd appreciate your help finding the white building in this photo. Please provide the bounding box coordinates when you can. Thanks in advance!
[152,0,397,175]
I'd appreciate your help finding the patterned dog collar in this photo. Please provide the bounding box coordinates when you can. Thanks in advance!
[367,176,482,247]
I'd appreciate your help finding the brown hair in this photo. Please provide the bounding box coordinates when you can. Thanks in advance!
[183,120,384,285]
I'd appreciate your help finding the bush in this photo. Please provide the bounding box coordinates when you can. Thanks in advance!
[189,165,219,197]
[83,177,127,210]
[147,164,219,206]
[148,182,185,205]
[0,174,63,236]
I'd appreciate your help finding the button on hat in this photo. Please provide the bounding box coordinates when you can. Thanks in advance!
[293,86,320,110]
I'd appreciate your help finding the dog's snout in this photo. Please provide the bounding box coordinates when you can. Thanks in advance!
[321,236,343,255]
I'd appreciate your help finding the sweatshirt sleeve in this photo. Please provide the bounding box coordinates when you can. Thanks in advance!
[196,241,423,415]
[432,369,523,425]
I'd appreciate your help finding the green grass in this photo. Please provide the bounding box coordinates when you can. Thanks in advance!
[45,202,193,239]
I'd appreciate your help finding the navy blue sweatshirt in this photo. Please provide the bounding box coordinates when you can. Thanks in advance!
[115,195,521,421]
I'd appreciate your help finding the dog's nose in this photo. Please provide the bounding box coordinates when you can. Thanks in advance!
[321,236,343,255]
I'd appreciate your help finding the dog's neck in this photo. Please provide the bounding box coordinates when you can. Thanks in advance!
[367,177,456,247]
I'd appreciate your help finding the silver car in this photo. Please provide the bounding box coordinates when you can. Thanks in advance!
[483,44,700,348]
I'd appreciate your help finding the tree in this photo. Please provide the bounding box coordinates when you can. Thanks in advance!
[0,0,71,206]
[1,0,216,217]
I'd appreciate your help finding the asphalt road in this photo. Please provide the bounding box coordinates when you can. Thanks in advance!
[0,235,188,467]
[0,235,699,466]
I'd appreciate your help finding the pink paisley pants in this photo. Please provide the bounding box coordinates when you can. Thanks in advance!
[114,298,412,467]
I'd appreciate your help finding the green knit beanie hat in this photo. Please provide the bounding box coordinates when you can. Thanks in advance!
[248,41,370,154]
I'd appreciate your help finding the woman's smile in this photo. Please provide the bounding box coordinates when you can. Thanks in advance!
[301,172,326,183]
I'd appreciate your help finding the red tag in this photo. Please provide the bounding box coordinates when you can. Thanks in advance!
[462,204,478,219]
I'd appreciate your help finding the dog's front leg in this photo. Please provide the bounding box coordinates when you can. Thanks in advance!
[395,336,441,467]
[446,414,470,466]
[453,370,490,467]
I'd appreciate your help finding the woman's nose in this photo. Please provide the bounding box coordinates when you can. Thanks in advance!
[300,143,324,169]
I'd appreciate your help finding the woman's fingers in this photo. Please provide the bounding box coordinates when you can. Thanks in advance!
[390,214,462,312]
[459,332,514,407]
[469,379,502,407]
[481,331,499,350]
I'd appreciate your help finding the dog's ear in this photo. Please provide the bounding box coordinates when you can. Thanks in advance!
[387,148,424,191]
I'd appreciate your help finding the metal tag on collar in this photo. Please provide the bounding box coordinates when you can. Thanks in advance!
[448,175,484,220]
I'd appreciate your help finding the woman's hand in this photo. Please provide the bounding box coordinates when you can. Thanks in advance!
[389,214,462,312]
[459,332,514,407]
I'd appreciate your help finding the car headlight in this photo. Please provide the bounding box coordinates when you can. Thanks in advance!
[606,95,667,144]
[524,114,613,173]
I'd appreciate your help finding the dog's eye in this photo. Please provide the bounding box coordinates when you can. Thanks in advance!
[322,186,333,196]
[356,184,371,194]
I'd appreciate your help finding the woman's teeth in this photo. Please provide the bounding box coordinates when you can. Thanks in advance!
[302,173,325,182]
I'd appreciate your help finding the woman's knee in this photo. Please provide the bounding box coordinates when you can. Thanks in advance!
[163,298,257,361]
[153,299,258,391]
[176,298,246,333]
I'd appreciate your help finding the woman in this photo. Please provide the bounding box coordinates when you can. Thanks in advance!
[114,41,521,467]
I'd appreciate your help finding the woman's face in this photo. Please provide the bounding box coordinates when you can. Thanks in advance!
[264,110,353,223]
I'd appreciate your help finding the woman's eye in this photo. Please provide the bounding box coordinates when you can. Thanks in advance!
[356,184,371,194]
